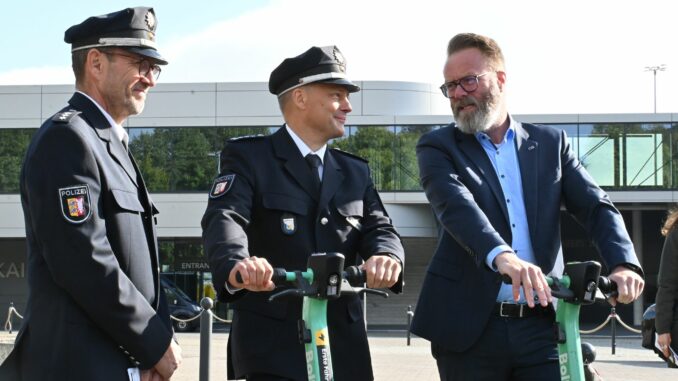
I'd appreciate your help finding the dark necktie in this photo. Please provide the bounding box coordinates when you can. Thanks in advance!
[305,153,322,194]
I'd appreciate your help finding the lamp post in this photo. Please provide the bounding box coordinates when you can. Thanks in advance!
[644,64,666,113]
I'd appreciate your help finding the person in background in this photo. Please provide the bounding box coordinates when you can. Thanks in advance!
[411,32,644,380]
[202,45,404,380]
[656,209,678,362]
[0,7,181,381]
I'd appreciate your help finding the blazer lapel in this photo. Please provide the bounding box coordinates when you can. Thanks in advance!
[454,127,510,224]
[515,123,538,242]
[318,149,344,211]
[69,93,138,187]
[272,127,321,201]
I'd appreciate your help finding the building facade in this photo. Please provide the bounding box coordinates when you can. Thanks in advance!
[0,81,674,327]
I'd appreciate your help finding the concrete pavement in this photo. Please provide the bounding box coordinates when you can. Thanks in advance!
[1,330,675,380]
[171,331,677,380]
[170,330,677,380]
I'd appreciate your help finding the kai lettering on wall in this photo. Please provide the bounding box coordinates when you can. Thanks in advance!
[0,262,25,278]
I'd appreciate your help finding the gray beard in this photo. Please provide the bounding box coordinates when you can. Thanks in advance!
[453,87,502,135]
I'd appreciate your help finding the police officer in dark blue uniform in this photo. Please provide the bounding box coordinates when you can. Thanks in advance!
[0,7,181,381]
[202,46,405,381]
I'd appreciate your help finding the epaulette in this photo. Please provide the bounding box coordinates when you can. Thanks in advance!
[51,110,81,123]
[330,147,368,163]
[228,134,265,142]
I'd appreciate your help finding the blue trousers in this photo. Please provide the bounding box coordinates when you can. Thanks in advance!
[432,313,560,381]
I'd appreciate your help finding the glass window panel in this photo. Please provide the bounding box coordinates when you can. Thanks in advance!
[128,126,279,192]
[626,133,663,187]
[576,123,671,189]
[128,127,215,192]
[0,129,37,193]
[543,124,578,156]
[211,126,279,153]
[394,125,444,191]
[577,124,617,187]
[627,123,670,188]
[159,238,205,270]
[330,126,395,191]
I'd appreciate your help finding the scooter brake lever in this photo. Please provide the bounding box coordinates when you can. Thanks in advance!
[268,288,305,302]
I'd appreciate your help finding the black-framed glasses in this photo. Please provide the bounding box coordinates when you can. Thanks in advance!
[439,72,491,98]
[103,51,162,81]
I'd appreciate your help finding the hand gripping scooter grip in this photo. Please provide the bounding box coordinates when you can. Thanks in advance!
[597,276,618,299]
[500,273,620,300]
[234,268,287,285]
[344,266,389,298]
[499,273,575,299]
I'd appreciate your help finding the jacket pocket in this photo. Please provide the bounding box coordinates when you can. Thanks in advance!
[111,189,144,212]
[262,193,309,215]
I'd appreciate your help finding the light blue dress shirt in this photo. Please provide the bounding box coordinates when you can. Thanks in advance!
[476,117,536,303]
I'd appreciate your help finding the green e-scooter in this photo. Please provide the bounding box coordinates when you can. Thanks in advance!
[240,252,388,381]
[505,261,617,381]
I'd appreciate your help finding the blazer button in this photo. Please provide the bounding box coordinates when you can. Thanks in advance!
[320,217,329,225]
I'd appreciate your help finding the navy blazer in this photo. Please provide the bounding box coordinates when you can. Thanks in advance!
[0,93,173,381]
[201,127,404,380]
[410,122,640,352]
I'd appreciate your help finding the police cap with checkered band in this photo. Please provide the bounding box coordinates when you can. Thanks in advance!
[269,45,360,96]
[64,6,167,65]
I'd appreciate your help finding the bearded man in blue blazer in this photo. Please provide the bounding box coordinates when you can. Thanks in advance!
[411,33,645,381]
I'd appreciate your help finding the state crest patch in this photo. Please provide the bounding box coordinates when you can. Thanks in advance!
[209,174,236,199]
[281,213,296,235]
[59,184,91,224]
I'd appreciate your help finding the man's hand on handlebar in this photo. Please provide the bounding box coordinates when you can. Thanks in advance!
[495,252,552,308]
[608,266,644,305]
[229,256,276,292]
[361,254,401,289]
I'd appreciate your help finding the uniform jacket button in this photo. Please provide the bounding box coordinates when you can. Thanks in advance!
[320,217,328,225]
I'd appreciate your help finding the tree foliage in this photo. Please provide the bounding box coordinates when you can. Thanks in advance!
[0,129,36,192]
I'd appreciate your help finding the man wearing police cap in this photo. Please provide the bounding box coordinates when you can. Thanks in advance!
[0,7,181,381]
[202,46,405,380]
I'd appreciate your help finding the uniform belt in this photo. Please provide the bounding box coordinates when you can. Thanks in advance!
[492,302,552,318]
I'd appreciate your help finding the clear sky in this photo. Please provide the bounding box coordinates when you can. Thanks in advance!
[2,0,677,115]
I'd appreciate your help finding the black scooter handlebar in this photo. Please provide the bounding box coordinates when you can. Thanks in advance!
[235,266,365,286]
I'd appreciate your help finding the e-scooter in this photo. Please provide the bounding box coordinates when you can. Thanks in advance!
[239,252,388,381]
[505,261,617,381]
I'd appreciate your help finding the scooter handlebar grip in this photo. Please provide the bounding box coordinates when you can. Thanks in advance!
[271,268,288,284]
[598,276,618,297]
[344,266,366,286]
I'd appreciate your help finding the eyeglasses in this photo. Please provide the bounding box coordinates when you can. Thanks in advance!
[439,72,491,98]
[103,51,162,81]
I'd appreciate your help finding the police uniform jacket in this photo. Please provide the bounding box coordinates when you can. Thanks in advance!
[201,126,404,380]
[0,92,174,381]
[411,122,642,353]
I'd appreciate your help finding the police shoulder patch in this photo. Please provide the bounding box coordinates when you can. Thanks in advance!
[209,174,236,199]
[330,148,368,163]
[58,184,91,224]
[228,134,265,142]
[52,110,81,123]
